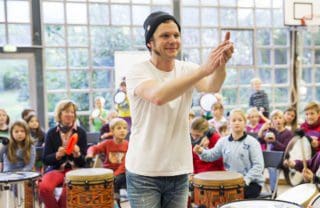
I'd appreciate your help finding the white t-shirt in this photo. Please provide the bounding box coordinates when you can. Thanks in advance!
[126,60,199,176]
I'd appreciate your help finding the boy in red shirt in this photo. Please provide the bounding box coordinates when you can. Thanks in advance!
[87,118,128,205]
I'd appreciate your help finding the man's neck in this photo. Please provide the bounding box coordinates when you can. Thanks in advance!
[150,55,175,72]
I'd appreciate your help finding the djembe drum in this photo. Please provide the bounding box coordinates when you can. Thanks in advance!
[66,168,114,208]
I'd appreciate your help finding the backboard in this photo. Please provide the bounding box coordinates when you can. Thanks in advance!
[284,0,320,26]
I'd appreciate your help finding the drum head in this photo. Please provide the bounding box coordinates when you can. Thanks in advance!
[284,136,312,186]
[193,171,244,187]
[0,172,40,183]
[66,168,114,184]
[219,199,302,208]
[199,94,217,112]
[114,91,126,104]
[309,193,320,207]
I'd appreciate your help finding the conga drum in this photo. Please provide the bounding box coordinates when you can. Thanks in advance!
[192,171,244,208]
[66,168,114,208]
[218,199,303,208]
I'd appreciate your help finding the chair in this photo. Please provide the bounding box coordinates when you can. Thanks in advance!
[259,150,284,199]
[86,132,100,147]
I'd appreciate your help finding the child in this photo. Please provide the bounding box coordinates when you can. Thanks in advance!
[86,118,129,206]
[0,108,10,140]
[284,107,297,132]
[249,77,270,118]
[100,110,119,140]
[190,117,224,174]
[0,120,35,172]
[208,102,227,135]
[300,101,320,153]
[115,79,131,131]
[246,107,263,139]
[258,110,293,193]
[194,109,264,199]
[90,96,109,132]
[25,114,45,172]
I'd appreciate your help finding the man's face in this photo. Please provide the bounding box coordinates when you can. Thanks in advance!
[149,21,181,60]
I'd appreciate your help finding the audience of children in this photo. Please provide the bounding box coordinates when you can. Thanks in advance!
[194,109,264,198]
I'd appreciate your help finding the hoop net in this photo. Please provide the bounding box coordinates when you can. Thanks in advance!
[300,14,320,34]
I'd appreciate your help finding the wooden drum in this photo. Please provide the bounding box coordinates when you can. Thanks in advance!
[192,171,244,208]
[66,168,114,208]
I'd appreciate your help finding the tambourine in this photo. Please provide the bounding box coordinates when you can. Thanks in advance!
[91,109,100,118]
[114,91,126,104]
[199,93,217,112]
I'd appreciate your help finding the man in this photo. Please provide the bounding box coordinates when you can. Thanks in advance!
[125,11,233,208]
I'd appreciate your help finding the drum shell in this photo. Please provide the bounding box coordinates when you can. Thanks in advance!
[192,171,244,208]
[308,193,320,208]
[66,168,114,208]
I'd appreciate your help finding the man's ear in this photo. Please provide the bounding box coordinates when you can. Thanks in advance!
[147,42,151,49]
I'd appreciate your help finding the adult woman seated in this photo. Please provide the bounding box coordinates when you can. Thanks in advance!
[39,100,87,208]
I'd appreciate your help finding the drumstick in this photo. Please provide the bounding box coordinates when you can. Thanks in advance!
[300,137,307,169]
[93,155,99,168]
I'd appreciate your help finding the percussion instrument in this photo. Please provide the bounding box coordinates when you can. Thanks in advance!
[0,171,41,208]
[114,91,126,104]
[284,135,312,186]
[66,168,114,208]
[65,133,78,155]
[308,193,320,208]
[276,183,319,207]
[91,109,100,118]
[199,93,217,112]
[218,199,303,208]
[192,171,244,208]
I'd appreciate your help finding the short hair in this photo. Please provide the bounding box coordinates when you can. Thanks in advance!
[304,101,320,112]
[270,109,284,119]
[95,96,105,105]
[246,107,260,116]
[54,100,77,123]
[21,108,35,120]
[190,117,209,133]
[250,77,262,85]
[211,102,224,110]
[229,108,246,123]
[0,109,10,125]
[109,118,127,130]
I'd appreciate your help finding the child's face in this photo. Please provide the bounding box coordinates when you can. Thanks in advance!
[247,112,260,125]
[28,116,39,130]
[305,109,320,125]
[12,125,26,142]
[190,129,205,141]
[95,99,103,108]
[284,111,295,124]
[252,81,261,91]
[229,112,246,133]
[112,124,128,140]
[0,110,8,125]
[212,107,223,118]
[271,115,285,129]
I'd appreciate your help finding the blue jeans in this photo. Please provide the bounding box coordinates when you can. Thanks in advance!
[126,170,189,208]
[268,167,277,192]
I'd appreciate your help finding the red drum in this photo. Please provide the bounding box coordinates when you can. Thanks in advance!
[218,199,302,208]
[284,135,312,186]
[192,171,244,208]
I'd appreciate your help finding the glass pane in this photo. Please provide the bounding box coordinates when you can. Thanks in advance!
[274,49,288,65]
[200,0,217,6]
[132,27,145,46]
[0,59,31,120]
[302,67,312,83]
[182,7,199,26]
[256,29,271,46]
[7,1,30,23]
[239,87,252,105]
[239,69,255,85]
[111,5,130,25]
[257,48,271,65]
[45,48,66,68]
[315,49,320,64]
[78,115,89,131]
[314,31,320,45]
[316,87,320,101]
[91,26,131,66]
[70,92,89,111]
[46,71,66,90]
[255,0,271,8]
[238,0,254,7]
[275,68,288,84]
[273,9,283,27]
[8,24,31,45]
[44,24,65,46]
[132,5,150,26]
[153,0,172,4]
[273,29,288,46]
[151,6,172,13]
[301,31,312,46]
[302,48,312,64]
[182,48,200,64]
[132,0,150,3]
[68,48,89,67]
[238,9,253,27]
[220,8,237,27]
[0,24,5,45]
[300,86,312,102]
[224,68,237,86]
[220,0,236,6]
[201,8,217,26]
[0,1,4,21]
[315,67,320,83]
[92,69,114,89]
[110,0,129,2]
[274,87,289,103]
[70,70,89,89]
[222,89,237,105]
[201,29,218,47]
[182,0,199,6]
[258,68,272,83]
[256,9,271,27]
[89,3,109,25]
[273,0,282,8]
[43,2,65,24]
[182,28,200,46]
[68,26,88,46]
[66,3,87,24]
[47,93,68,112]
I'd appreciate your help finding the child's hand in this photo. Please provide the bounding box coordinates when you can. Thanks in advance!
[302,168,314,182]
[283,159,295,168]
[311,138,319,148]
[193,144,203,154]
[199,137,209,148]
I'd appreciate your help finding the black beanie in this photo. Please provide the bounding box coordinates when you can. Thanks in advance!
[143,11,181,49]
